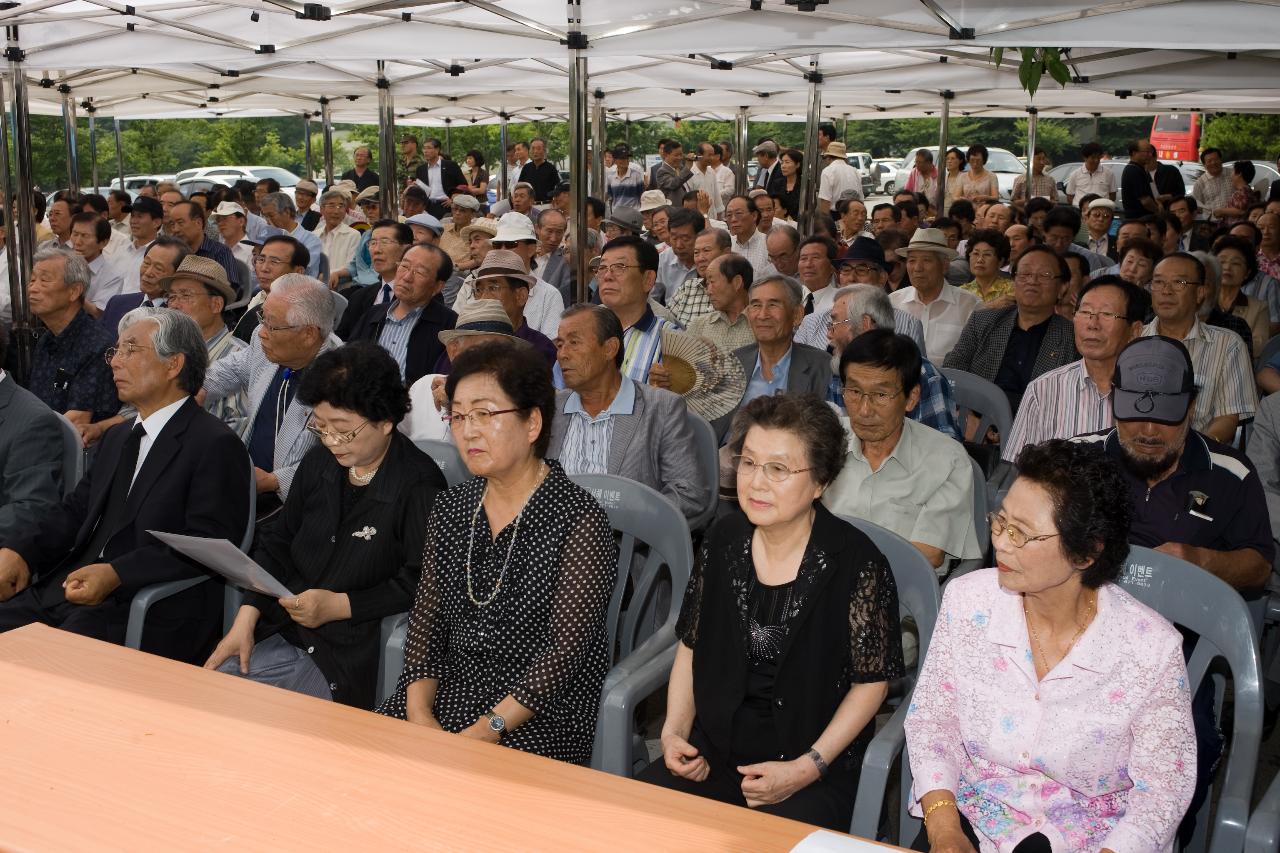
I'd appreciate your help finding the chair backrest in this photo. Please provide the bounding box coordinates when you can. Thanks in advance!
[1257,333,1280,370]
[317,252,330,284]
[838,514,941,664]
[686,413,720,532]
[970,455,990,558]
[53,412,84,497]
[413,439,470,488]
[570,473,694,663]
[942,367,1013,447]
[1119,546,1262,853]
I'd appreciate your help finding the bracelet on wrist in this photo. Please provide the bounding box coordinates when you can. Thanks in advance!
[805,747,829,779]
[923,799,957,825]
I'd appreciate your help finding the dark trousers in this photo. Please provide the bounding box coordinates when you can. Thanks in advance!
[635,723,860,832]
[1180,678,1224,847]
[911,812,1051,852]
[0,583,129,645]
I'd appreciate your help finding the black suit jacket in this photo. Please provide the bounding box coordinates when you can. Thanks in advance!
[755,162,785,197]
[349,297,457,387]
[0,378,65,543]
[414,158,467,218]
[245,432,445,708]
[8,398,251,661]
[335,281,385,341]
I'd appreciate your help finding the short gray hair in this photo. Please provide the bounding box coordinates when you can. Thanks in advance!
[319,189,348,206]
[269,274,335,337]
[844,284,894,331]
[118,307,208,393]
[748,274,804,308]
[261,191,296,218]
[33,247,91,301]
[769,223,801,251]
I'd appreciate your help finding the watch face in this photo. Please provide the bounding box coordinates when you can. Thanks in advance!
[488,714,505,732]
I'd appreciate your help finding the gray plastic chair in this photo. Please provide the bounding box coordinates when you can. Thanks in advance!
[377,611,410,706]
[1120,546,1263,853]
[569,474,694,777]
[839,515,941,845]
[942,367,1013,451]
[125,456,257,651]
[53,412,84,497]
[412,438,470,488]
[1256,333,1280,371]
[950,456,989,579]
[1247,772,1280,852]
[686,412,720,532]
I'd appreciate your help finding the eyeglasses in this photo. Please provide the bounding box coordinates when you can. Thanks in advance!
[1073,309,1127,324]
[597,262,641,278]
[367,237,403,247]
[103,342,155,364]
[826,316,852,330]
[306,417,371,446]
[987,511,1060,549]
[841,263,879,276]
[255,255,292,268]
[1150,277,1202,291]
[396,260,435,280]
[260,321,301,334]
[968,250,998,261]
[470,281,510,298]
[1014,272,1060,284]
[443,407,524,428]
[841,385,903,407]
[166,290,210,304]
[733,455,812,483]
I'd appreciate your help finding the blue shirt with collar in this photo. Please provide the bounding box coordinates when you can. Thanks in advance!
[744,345,794,404]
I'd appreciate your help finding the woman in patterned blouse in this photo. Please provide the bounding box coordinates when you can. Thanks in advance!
[638,393,904,830]
[906,440,1195,852]
[378,341,617,765]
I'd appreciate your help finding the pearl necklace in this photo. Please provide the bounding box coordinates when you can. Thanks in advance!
[465,463,548,607]
[349,465,379,485]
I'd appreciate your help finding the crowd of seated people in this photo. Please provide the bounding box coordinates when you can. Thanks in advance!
[3,132,1280,848]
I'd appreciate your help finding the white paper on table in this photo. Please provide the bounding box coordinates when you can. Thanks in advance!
[148,531,293,599]
[790,830,890,852]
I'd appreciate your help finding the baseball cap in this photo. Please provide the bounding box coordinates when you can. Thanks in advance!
[611,143,632,159]
[1112,336,1197,426]
[355,186,380,205]
[399,134,418,144]
[131,196,163,219]
[213,201,245,218]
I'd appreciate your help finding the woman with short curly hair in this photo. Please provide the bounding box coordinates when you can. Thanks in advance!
[906,439,1195,853]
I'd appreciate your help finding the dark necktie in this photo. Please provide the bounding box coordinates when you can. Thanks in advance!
[804,292,815,316]
[142,299,154,308]
[81,423,145,564]
[380,282,392,303]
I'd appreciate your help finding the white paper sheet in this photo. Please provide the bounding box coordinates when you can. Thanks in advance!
[148,531,293,599]
[790,830,891,852]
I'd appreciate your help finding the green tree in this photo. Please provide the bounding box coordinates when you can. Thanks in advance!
[1201,114,1280,161]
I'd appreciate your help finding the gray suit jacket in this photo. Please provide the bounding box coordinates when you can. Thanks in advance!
[547,379,710,522]
[1247,391,1280,553]
[0,377,65,542]
[733,342,833,399]
[942,305,1078,390]
[202,332,341,500]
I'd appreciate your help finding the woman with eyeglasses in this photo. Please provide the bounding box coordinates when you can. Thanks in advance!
[377,340,617,765]
[906,439,1195,853]
[206,342,447,709]
[637,393,903,830]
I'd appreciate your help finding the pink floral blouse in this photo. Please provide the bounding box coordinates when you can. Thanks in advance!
[905,570,1196,852]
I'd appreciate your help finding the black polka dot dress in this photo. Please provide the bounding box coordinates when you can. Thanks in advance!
[377,460,618,765]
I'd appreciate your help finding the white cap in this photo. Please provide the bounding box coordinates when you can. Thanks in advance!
[213,201,245,218]
[493,211,537,242]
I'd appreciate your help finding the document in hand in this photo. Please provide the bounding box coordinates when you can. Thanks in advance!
[147,531,293,599]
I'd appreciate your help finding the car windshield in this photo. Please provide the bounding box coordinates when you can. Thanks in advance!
[249,167,299,186]
[986,151,1025,173]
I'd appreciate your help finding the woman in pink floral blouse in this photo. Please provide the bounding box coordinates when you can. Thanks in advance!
[906,440,1195,852]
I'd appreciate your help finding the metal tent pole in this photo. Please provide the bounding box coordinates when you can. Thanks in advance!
[734,106,749,195]
[444,118,451,158]
[499,112,509,199]
[590,89,605,199]
[567,0,590,304]
[113,116,124,188]
[1092,112,1101,142]
[376,62,397,220]
[0,73,22,382]
[842,113,848,146]
[1025,106,1039,207]
[59,84,78,190]
[7,28,35,382]
[798,56,822,229]
[87,105,98,193]
[320,97,334,186]
[303,112,313,180]
[624,115,630,145]
[936,90,953,216]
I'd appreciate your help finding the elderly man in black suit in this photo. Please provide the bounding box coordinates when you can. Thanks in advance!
[413,137,467,220]
[0,308,251,661]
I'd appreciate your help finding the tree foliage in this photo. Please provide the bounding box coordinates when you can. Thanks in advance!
[1201,114,1280,161]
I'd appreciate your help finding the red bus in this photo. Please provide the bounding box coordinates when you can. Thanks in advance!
[1150,113,1201,162]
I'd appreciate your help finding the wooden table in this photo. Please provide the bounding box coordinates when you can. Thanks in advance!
[0,625,893,852]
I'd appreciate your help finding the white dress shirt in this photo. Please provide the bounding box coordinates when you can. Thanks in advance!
[86,251,127,310]
[889,284,981,363]
[731,229,778,280]
[130,396,190,486]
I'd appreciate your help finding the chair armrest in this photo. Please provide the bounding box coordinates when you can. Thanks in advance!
[1247,769,1280,853]
[376,612,409,707]
[850,697,910,840]
[593,639,678,777]
[602,625,676,693]
[124,576,211,650]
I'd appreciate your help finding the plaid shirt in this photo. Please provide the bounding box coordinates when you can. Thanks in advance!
[829,357,960,441]
[667,272,715,327]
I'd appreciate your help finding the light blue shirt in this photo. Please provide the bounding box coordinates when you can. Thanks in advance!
[743,345,794,405]
[291,223,324,279]
[559,377,637,475]
[377,301,424,380]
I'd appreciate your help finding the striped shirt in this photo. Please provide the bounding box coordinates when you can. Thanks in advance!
[1141,317,1257,430]
[667,274,715,327]
[559,377,636,475]
[377,302,425,380]
[1002,360,1113,462]
[731,229,778,280]
[1244,271,1280,323]
[621,306,675,383]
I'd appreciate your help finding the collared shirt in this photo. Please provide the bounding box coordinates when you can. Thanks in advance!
[1244,271,1280,323]
[86,252,126,310]
[417,159,447,201]
[1073,428,1274,564]
[1259,249,1280,282]
[606,163,646,211]
[959,276,1014,303]
[205,326,247,429]
[743,345,794,404]
[686,308,755,354]
[1064,164,1117,199]
[993,315,1052,409]
[823,416,979,565]
[1087,232,1112,257]
[245,211,273,246]
[196,237,245,296]
[685,164,726,218]
[378,301,426,380]
[314,221,361,278]
[819,159,864,203]
[890,283,981,363]
[655,251,695,305]
[116,238,152,296]
[667,274,715,327]
[559,377,637,475]
[1141,317,1257,430]
[906,570,1196,853]
[1192,171,1234,219]
[731,229,778,280]
[793,283,840,350]
[1003,360,1113,462]
[827,358,961,441]
[288,224,324,279]
[620,306,675,383]
[31,309,119,420]
[130,395,190,485]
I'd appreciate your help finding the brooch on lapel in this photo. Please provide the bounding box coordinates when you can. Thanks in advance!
[1187,491,1213,522]
[352,526,377,541]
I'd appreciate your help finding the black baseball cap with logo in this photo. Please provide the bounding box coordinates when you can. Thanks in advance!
[1112,336,1197,426]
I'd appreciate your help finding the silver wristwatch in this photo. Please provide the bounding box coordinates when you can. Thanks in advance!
[485,711,506,734]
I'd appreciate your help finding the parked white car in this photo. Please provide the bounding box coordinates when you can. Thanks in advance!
[871,158,901,195]
[173,166,306,199]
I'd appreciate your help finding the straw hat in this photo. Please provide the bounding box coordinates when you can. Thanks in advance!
[438,300,515,345]
[157,255,236,304]
[474,250,537,288]
[896,227,959,261]
[639,190,668,212]
[823,141,848,159]
[459,218,499,241]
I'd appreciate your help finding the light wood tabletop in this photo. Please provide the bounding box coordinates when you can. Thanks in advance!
[0,624,897,852]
